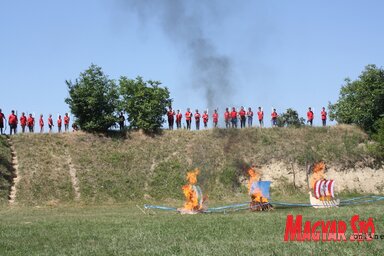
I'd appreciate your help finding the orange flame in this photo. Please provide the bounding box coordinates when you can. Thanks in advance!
[248,167,268,203]
[310,162,326,189]
[181,169,202,211]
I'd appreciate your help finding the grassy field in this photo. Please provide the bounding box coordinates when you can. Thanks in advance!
[1,200,384,255]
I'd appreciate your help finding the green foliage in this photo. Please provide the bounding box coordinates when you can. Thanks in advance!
[276,108,305,127]
[329,64,384,133]
[370,117,384,159]
[65,64,119,132]
[119,76,172,133]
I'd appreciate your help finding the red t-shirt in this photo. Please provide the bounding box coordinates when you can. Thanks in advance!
[176,113,182,122]
[321,111,327,120]
[185,112,192,121]
[257,111,264,120]
[307,111,314,120]
[167,111,175,120]
[39,117,44,127]
[48,117,53,126]
[9,114,17,125]
[58,118,62,126]
[247,111,253,117]
[194,113,201,121]
[27,117,34,126]
[213,113,218,122]
[0,113,4,124]
[20,116,27,126]
[202,113,208,123]
[239,110,246,117]
[224,111,230,120]
[64,116,70,125]
[271,112,278,119]
[231,111,237,119]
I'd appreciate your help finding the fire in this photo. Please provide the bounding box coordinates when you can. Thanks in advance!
[309,161,336,202]
[247,165,273,211]
[310,162,326,190]
[180,168,203,212]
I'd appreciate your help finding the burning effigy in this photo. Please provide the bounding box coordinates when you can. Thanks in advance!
[177,168,205,214]
[248,165,273,211]
[308,162,340,208]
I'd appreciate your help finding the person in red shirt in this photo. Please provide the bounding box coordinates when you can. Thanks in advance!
[0,109,5,135]
[212,109,219,128]
[239,106,246,128]
[39,114,44,133]
[202,110,209,128]
[321,107,327,127]
[194,109,201,130]
[27,114,34,133]
[257,107,264,128]
[167,107,175,130]
[185,108,192,130]
[230,107,238,128]
[8,110,18,135]
[271,109,278,127]
[224,108,230,128]
[247,107,253,128]
[307,107,314,126]
[175,110,182,129]
[20,112,27,133]
[57,115,62,133]
[64,113,70,132]
[48,114,54,133]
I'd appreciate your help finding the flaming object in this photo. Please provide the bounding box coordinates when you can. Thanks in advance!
[248,166,273,211]
[178,168,204,214]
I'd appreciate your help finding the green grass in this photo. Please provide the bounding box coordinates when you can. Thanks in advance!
[0,201,384,255]
[0,136,12,205]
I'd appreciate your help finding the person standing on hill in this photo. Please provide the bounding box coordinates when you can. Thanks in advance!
[39,114,44,133]
[167,107,175,130]
[57,115,62,133]
[247,107,253,128]
[231,107,238,128]
[271,109,278,127]
[194,109,201,130]
[48,114,54,133]
[0,109,5,135]
[202,110,209,129]
[118,112,125,131]
[239,106,246,128]
[20,112,27,133]
[64,113,70,132]
[27,114,34,133]
[257,107,264,128]
[8,110,18,135]
[176,110,182,129]
[212,109,219,128]
[224,108,230,128]
[321,107,327,127]
[307,107,314,126]
[185,108,192,130]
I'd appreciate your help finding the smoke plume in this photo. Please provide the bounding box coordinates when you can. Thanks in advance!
[120,0,234,110]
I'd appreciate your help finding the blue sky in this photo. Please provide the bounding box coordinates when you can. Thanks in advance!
[1,0,383,130]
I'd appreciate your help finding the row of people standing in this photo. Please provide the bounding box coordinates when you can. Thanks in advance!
[166,106,328,130]
[0,109,71,135]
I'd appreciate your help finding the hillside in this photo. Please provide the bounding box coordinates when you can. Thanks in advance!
[1,125,383,205]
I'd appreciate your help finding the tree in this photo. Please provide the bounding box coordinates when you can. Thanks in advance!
[65,64,119,132]
[119,76,171,133]
[276,108,305,128]
[329,64,384,133]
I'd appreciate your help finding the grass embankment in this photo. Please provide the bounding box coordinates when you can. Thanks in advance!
[0,203,384,255]
[0,136,12,205]
[7,125,374,205]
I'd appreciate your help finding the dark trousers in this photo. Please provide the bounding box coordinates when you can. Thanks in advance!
[176,121,181,129]
[231,118,237,128]
[195,121,200,130]
[186,120,191,130]
[21,125,26,133]
[322,119,326,126]
[240,117,246,128]
[10,124,17,135]
[28,126,34,133]
[168,119,174,130]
